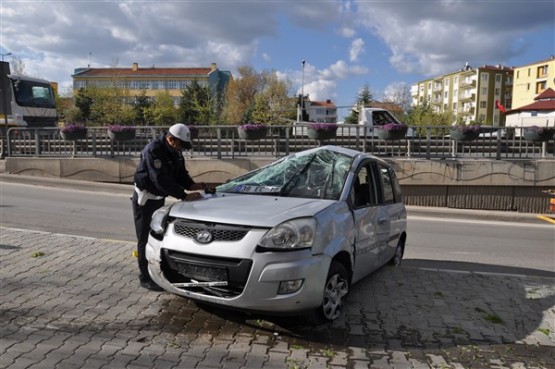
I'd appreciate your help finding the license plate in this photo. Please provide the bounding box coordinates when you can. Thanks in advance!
[178,263,227,282]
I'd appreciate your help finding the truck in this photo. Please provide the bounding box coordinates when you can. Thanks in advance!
[293,107,411,138]
[337,107,411,137]
[0,61,58,133]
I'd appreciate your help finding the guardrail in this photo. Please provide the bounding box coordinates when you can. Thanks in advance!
[3,125,554,160]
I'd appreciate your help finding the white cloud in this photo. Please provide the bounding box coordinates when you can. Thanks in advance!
[354,1,554,76]
[262,53,271,63]
[349,38,364,62]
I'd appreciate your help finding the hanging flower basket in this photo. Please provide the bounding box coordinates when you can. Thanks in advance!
[450,124,481,141]
[375,123,408,141]
[60,124,88,141]
[238,124,268,140]
[307,123,338,141]
[108,125,136,141]
[523,126,555,142]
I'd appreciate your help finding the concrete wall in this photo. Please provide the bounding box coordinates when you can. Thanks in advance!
[5,157,555,213]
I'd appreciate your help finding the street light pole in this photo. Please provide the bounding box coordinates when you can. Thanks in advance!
[1,52,12,62]
[301,60,305,122]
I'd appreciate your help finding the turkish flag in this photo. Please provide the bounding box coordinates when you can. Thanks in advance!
[495,100,506,113]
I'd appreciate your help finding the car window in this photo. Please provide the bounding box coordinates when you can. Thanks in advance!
[378,164,395,204]
[351,164,378,208]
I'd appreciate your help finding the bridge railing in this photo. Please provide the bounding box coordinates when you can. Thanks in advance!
[4,124,554,160]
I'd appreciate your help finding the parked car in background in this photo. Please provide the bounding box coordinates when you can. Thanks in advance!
[146,145,407,323]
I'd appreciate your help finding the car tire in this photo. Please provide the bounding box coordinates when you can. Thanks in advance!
[388,239,405,266]
[307,260,349,324]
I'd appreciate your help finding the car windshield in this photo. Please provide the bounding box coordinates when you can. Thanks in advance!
[217,148,353,200]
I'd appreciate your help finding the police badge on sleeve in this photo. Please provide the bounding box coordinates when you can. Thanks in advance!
[154,159,162,169]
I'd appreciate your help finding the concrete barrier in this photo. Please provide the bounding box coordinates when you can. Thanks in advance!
[4,156,555,213]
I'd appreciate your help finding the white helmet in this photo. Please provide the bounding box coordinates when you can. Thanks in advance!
[169,123,191,143]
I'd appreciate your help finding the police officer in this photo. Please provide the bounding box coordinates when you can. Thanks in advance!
[132,123,208,291]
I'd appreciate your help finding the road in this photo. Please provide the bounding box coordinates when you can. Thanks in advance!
[1,181,553,275]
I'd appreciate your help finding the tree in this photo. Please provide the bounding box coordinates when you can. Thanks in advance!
[145,91,177,126]
[177,80,213,125]
[221,66,262,124]
[132,90,152,125]
[9,55,26,75]
[251,70,292,125]
[405,100,455,136]
[74,88,93,122]
[344,83,374,124]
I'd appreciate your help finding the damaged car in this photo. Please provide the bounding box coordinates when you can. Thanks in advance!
[146,145,407,323]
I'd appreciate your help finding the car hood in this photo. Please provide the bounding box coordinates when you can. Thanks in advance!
[169,193,334,227]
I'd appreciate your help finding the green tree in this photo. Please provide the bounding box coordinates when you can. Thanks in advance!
[145,91,177,126]
[178,80,212,125]
[74,88,93,122]
[344,83,374,124]
[405,100,455,136]
[132,90,152,125]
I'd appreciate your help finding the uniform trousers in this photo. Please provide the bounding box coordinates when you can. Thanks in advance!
[131,191,165,282]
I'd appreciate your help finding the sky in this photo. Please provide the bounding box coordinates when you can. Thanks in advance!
[1,0,554,118]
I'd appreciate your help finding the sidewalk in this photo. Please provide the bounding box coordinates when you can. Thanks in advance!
[1,227,554,369]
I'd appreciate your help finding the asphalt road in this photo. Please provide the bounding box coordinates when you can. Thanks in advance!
[1,180,553,275]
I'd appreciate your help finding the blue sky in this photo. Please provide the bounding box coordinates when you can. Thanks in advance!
[1,0,554,119]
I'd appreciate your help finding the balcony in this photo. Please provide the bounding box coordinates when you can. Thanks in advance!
[459,80,476,88]
[459,93,476,102]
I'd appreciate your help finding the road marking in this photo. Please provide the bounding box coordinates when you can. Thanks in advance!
[409,215,554,229]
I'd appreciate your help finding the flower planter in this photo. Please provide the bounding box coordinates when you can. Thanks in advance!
[450,128,480,141]
[238,126,267,140]
[108,128,136,142]
[60,130,87,141]
[523,128,555,142]
[375,127,407,141]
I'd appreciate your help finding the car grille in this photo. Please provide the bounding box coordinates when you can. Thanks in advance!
[161,249,252,298]
[173,219,250,241]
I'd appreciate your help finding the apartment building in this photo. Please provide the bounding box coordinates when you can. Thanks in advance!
[411,64,513,126]
[71,62,232,105]
[512,56,555,109]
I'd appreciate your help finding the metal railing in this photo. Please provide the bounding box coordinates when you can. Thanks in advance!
[3,125,554,160]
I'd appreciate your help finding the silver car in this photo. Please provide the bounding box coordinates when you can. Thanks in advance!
[146,145,407,323]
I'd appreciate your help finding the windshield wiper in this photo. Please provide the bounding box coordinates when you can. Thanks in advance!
[279,154,316,196]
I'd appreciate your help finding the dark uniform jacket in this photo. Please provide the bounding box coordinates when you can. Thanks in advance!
[133,134,195,200]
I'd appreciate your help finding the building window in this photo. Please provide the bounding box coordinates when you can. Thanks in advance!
[481,73,488,81]
[536,81,547,94]
[495,74,501,82]
[479,114,485,121]
[527,83,530,91]
[495,88,500,96]
[74,80,87,89]
[480,101,487,109]
[444,91,448,98]
[537,64,548,78]
[453,102,457,111]
[481,87,487,95]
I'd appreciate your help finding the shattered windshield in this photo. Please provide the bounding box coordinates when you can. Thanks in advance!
[217,149,353,200]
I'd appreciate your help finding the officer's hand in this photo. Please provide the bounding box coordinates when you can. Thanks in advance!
[184,192,203,201]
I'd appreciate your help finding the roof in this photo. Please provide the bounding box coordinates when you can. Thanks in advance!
[310,100,336,108]
[73,67,213,78]
[507,88,555,113]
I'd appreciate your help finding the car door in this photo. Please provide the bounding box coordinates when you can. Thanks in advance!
[376,163,404,265]
[350,162,384,282]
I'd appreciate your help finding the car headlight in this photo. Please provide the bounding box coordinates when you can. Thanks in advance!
[150,205,172,235]
[258,218,317,250]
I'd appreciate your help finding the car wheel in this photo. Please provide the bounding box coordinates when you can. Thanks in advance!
[388,239,405,266]
[311,261,349,323]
